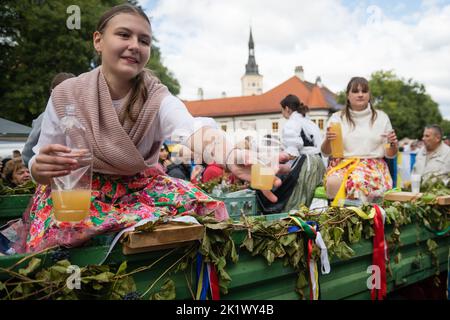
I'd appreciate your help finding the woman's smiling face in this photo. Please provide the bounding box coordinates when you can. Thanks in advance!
[94,13,152,81]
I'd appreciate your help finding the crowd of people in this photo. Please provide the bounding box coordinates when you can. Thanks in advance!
[1,3,449,254]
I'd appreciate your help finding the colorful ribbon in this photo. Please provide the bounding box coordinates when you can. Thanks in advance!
[288,216,321,299]
[196,253,209,300]
[371,205,387,300]
[326,158,360,207]
[289,216,317,240]
[207,263,220,300]
[307,239,320,300]
[196,253,220,300]
[315,231,331,274]
[347,206,375,220]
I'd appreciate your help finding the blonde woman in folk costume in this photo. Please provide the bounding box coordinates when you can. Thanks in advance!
[321,77,398,205]
[23,4,282,252]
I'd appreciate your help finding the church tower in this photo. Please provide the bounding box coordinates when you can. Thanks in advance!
[241,28,263,96]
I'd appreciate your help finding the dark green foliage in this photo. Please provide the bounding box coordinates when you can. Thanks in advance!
[0,0,180,126]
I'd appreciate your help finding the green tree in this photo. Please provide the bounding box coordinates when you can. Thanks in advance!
[337,70,443,139]
[148,41,180,95]
[0,0,180,126]
[439,119,450,137]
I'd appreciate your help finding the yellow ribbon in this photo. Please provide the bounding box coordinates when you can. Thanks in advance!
[396,151,402,188]
[326,158,360,207]
[196,261,205,300]
[347,206,376,220]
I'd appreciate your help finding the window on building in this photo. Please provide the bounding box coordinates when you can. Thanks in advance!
[318,119,324,130]
[272,122,279,133]
[311,119,317,124]
[239,120,256,131]
[252,82,256,87]
[221,124,227,132]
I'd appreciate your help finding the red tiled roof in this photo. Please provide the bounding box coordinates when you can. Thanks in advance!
[307,85,328,108]
[184,76,335,117]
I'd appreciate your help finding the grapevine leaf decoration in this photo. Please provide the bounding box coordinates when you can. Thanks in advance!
[18,258,42,276]
[0,179,37,195]
[150,278,176,300]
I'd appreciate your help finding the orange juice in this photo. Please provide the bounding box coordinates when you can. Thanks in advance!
[251,163,275,190]
[329,122,344,158]
[51,189,91,222]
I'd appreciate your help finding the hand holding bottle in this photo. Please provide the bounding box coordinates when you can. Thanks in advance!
[325,126,337,141]
[32,144,80,185]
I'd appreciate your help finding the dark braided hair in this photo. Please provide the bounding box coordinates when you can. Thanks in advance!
[280,94,309,116]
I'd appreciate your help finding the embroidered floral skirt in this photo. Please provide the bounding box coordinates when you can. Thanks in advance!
[325,158,393,202]
[24,170,228,253]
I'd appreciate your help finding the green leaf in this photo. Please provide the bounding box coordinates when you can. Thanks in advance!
[230,241,238,264]
[336,242,355,260]
[346,221,354,243]
[421,193,436,203]
[92,283,103,291]
[82,272,114,283]
[279,233,297,247]
[204,222,230,230]
[295,272,308,299]
[333,227,344,243]
[114,277,136,299]
[150,279,176,300]
[426,239,438,252]
[116,261,128,276]
[242,237,254,252]
[353,223,362,243]
[349,216,359,224]
[18,258,41,276]
[395,252,402,264]
[263,248,276,265]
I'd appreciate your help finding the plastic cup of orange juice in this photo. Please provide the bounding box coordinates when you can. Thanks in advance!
[250,137,279,190]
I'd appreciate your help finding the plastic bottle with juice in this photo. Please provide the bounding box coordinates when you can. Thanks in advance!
[51,105,93,222]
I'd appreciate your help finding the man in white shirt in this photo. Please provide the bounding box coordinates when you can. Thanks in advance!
[412,124,450,183]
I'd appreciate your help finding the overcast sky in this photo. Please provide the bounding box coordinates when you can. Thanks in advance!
[139,0,450,119]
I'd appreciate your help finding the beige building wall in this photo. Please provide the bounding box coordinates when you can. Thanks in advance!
[214,109,330,145]
[241,74,263,96]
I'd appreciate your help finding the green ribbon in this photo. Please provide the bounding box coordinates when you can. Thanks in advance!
[289,216,317,240]
[424,225,450,237]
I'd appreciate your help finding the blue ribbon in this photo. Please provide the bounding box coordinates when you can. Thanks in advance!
[288,226,300,233]
[196,253,210,300]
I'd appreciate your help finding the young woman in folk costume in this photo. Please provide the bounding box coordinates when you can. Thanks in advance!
[24,4,282,252]
[279,94,325,211]
[321,77,398,205]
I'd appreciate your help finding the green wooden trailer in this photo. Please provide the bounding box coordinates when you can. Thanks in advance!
[0,194,448,300]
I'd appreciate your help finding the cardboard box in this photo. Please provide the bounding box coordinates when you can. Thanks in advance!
[122,222,204,255]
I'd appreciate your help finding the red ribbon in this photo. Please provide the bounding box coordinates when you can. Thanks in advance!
[208,263,220,300]
[307,239,314,300]
[371,205,387,300]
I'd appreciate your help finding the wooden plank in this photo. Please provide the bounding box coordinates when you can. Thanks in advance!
[384,192,422,202]
[122,240,197,255]
[437,195,450,205]
[123,223,204,249]
[384,192,450,205]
